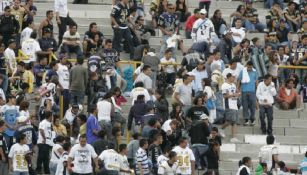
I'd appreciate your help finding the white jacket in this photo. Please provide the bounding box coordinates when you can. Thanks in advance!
[256,82,277,105]
[191,18,215,43]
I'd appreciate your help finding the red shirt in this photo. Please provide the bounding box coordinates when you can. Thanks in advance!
[185,15,197,31]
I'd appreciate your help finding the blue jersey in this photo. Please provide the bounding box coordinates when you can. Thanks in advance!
[2,105,19,137]
[158,12,179,32]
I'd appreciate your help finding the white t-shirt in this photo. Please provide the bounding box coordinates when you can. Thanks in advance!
[99,149,121,171]
[37,119,54,146]
[40,82,56,107]
[259,145,278,171]
[172,146,195,175]
[4,47,16,71]
[55,151,69,175]
[222,67,240,81]
[230,27,245,43]
[97,100,112,122]
[20,27,33,45]
[161,57,176,73]
[161,120,172,134]
[119,154,130,175]
[221,82,238,110]
[21,38,41,63]
[69,144,98,174]
[174,83,192,105]
[134,72,152,89]
[57,63,70,90]
[130,87,151,105]
[8,143,30,172]
[158,160,178,175]
[157,154,169,167]
[50,143,63,163]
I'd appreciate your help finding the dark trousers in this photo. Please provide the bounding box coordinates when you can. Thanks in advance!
[62,43,83,58]
[259,105,273,134]
[36,144,51,174]
[58,16,76,45]
[61,89,71,117]
[199,1,211,17]
[112,28,134,60]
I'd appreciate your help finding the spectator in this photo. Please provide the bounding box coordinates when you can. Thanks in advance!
[256,74,277,135]
[49,135,65,175]
[8,133,30,175]
[38,28,58,53]
[265,0,284,9]
[134,65,153,90]
[118,144,133,175]
[150,0,167,28]
[300,76,307,104]
[233,38,251,64]
[22,31,47,64]
[220,73,241,143]
[244,0,265,32]
[142,51,160,90]
[97,92,114,139]
[230,5,245,27]
[230,18,246,46]
[20,19,34,45]
[83,22,104,56]
[276,19,291,45]
[53,115,67,136]
[154,89,169,123]
[191,9,216,44]
[127,132,141,168]
[191,61,208,94]
[222,59,240,81]
[158,3,179,58]
[10,0,25,33]
[55,142,71,175]
[86,105,100,144]
[211,9,227,38]
[64,104,83,142]
[36,111,53,174]
[205,141,220,175]
[4,39,17,74]
[134,16,154,45]
[236,157,252,175]
[175,0,190,22]
[266,2,284,28]
[268,50,279,85]
[217,30,233,64]
[131,82,151,105]
[23,0,37,30]
[237,61,258,126]
[54,0,76,44]
[57,54,70,115]
[14,115,37,149]
[67,134,100,174]
[251,38,269,80]
[69,57,88,105]
[284,2,300,32]
[276,79,300,110]
[38,10,54,38]
[92,130,112,156]
[61,24,83,59]
[259,135,279,171]
[172,137,196,175]
[111,87,127,134]
[111,0,134,60]
[33,57,48,87]
[0,120,8,175]
[148,133,163,174]
[136,139,150,175]
[189,114,210,169]
[173,74,193,115]
[181,49,203,72]
[211,50,225,72]
[77,114,87,136]
[299,151,307,175]
[158,151,178,175]
[0,6,19,47]
[161,48,176,88]
[98,144,122,174]
[185,9,200,39]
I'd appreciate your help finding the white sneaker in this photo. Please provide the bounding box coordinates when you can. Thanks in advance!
[230,137,241,143]
[219,129,226,138]
[243,121,249,126]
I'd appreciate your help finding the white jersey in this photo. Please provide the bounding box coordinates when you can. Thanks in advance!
[40,82,57,107]
[37,119,55,146]
[99,149,121,171]
[172,146,195,175]
[191,18,215,43]
[157,154,169,167]
[130,87,151,105]
[158,160,178,175]
[119,154,130,175]
[55,151,69,175]
[21,38,41,63]
[57,63,70,90]
[259,145,278,170]
[8,143,30,172]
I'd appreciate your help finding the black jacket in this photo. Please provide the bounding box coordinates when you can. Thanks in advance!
[127,100,147,130]
[189,120,210,145]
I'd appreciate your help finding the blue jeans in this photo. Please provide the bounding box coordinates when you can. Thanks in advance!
[264,0,284,9]
[244,20,266,32]
[49,161,57,175]
[62,43,83,59]
[242,92,256,121]
[259,105,273,134]
[192,144,209,168]
[0,74,8,92]
[70,90,85,105]
[13,171,29,175]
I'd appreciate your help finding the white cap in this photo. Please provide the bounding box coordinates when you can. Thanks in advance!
[200,114,209,120]
[18,115,28,123]
[200,9,207,14]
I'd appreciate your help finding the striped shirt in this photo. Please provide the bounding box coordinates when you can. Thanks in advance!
[299,157,307,175]
[136,147,150,174]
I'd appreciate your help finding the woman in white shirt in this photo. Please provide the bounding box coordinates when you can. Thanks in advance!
[236,157,252,175]
[230,18,246,46]
[49,135,65,175]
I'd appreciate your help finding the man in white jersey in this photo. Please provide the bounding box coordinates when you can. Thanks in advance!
[158,151,178,175]
[191,9,216,44]
[259,135,279,171]
[172,137,195,175]
[21,31,47,64]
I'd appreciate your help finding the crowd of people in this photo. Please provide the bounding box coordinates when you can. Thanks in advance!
[0,0,307,175]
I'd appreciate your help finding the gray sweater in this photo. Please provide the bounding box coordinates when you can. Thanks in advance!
[69,64,88,92]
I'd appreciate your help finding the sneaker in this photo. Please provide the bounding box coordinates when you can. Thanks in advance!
[250,121,256,126]
[243,121,249,126]
[230,137,241,143]
[219,129,226,138]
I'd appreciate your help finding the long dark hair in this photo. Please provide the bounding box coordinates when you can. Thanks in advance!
[238,157,251,167]
[176,0,187,11]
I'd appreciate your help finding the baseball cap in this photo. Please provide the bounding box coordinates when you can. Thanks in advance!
[200,9,207,14]
[200,114,209,120]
